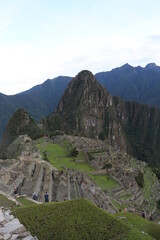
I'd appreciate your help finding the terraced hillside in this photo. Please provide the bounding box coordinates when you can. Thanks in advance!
[0,134,160,220]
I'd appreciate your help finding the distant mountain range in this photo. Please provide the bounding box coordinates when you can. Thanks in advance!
[1,70,160,168]
[1,62,160,139]
[96,63,160,109]
[0,76,72,138]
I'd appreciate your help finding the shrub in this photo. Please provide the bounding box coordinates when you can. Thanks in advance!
[102,163,113,170]
[43,150,49,161]
[69,147,78,157]
[135,171,144,188]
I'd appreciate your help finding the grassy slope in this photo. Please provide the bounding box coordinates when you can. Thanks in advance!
[116,211,160,240]
[14,199,153,240]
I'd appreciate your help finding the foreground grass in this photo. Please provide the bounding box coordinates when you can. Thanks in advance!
[116,211,160,240]
[14,199,129,240]
[14,199,154,240]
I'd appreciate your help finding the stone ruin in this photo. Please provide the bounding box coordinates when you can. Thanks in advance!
[0,134,160,219]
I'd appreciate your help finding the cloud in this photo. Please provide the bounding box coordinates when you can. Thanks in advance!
[1,31,160,95]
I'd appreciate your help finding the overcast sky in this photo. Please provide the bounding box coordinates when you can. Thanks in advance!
[1,0,160,95]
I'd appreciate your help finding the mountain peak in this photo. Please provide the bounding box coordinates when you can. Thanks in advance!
[145,63,159,70]
[121,63,133,69]
[72,70,96,85]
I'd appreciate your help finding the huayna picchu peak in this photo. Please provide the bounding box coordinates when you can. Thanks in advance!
[43,70,160,167]
[44,70,127,151]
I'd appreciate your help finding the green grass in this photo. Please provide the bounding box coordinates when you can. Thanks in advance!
[120,193,132,200]
[13,198,155,240]
[116,211,160,240]
[0,194,16,208]
[36,139,121,194]
[111,198,128,211]
[16,197,37,207]
[143,167,156,198]
[13,199,129,240]
[37,141,94,172]
[127,228,153,240]
[38,141,120,191]
[88,174,120,191]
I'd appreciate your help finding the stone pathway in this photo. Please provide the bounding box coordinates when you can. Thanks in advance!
[0,208,38,240]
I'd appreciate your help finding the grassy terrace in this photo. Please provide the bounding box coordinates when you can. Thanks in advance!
[89,174,120,191]
[129,158,157,201]
[36,138,119,191]
[13,198,154,240]
[110,198,128,212]
[143,167,156,198]
[37,139,94,172]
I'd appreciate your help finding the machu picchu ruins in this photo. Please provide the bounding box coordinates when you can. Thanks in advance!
[0,134,160,222]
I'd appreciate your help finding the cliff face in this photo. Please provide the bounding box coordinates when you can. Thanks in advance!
[44,70,160,167]
[56,71,128,151]
[123,102,160,166]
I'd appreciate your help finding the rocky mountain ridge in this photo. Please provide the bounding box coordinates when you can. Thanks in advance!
[44,70,160,167]
[1,62,160,140]
[95,62,160,109]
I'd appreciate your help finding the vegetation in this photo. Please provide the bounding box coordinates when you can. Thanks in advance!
[16,197,37,207]
[37,140,94,172]
[42,150,49,161]
[110,198,128,212]
[69,147,78,157]
[0,194,16,208]
[135,171,144,188]
[102,163,113,170]
[157,199,160,210]
[152,168,160,180]
[116,211,160,240]
[13,199,126,240]
[13,199,157,240]
[37,139,119,191]
[89,174,120,191]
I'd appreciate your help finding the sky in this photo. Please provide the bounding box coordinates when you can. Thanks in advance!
[1,0,160,95]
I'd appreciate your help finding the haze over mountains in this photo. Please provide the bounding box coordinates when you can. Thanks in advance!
[1,62,160,140]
